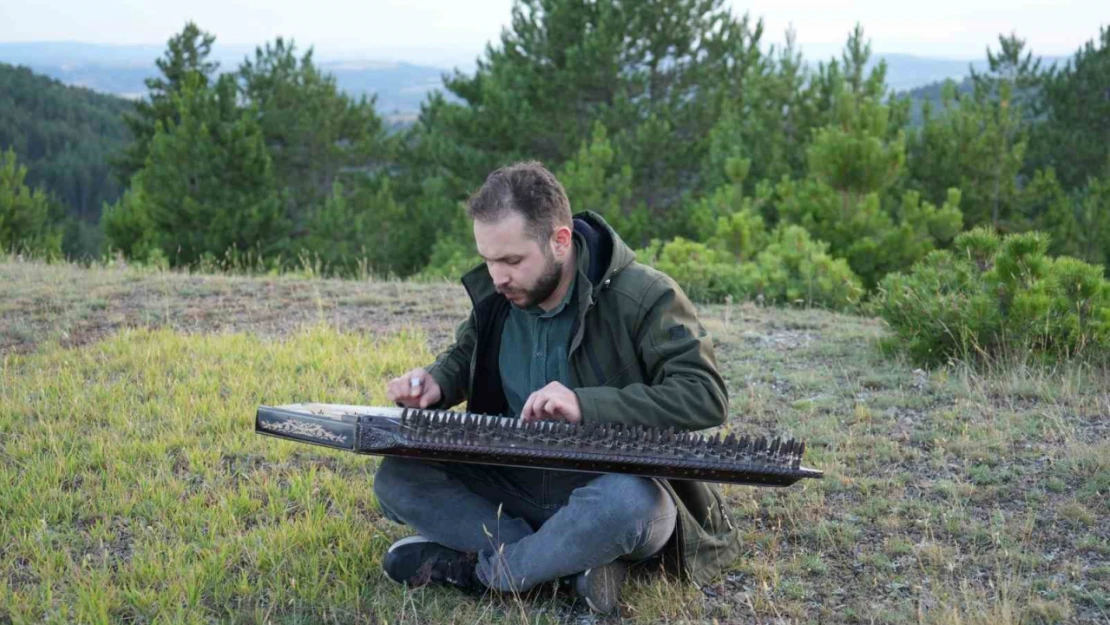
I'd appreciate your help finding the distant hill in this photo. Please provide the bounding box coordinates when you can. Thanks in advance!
[901,76,973,124]
[0,42,448,117]
[870,54,983,93]
[0,41,1065,119]
[0,61,132,221]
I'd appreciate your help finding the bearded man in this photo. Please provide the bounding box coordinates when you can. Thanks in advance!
[376,161,740,614]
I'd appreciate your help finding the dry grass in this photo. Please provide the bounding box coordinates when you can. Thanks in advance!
[1,258,1107,624]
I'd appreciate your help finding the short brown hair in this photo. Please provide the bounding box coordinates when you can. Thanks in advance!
[466,161,572,242]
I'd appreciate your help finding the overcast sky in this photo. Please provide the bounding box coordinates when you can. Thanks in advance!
[0,0,1103,67]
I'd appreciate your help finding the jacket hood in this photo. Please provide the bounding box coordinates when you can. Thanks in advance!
[460,210,637,307]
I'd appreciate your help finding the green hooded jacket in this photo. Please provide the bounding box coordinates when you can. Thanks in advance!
[424,210,742,586]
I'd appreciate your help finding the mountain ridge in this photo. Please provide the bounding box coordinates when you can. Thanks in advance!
[4,40,1065,114]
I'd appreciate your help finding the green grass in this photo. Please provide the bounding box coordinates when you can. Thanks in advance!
[1,259,1108,624]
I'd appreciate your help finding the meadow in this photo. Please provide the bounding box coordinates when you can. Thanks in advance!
[1,258,1107,624]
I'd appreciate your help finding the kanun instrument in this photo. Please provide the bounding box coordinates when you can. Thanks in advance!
[255,403,823,487]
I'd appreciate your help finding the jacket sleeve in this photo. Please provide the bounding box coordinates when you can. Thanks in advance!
[424,311,476,410]
[573,276,729,431]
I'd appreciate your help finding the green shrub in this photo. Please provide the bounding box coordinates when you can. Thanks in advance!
[414,205,482,281]
[59,216,106,262]
[751,225,864,309]
[707,206,768,261]
[297,177,423,278]
[637,236,758,303]
[636,223,862,309]
[101,178,160,262]
[872,227,1110,365]
[774,178,963,289]
[417,237,482,281]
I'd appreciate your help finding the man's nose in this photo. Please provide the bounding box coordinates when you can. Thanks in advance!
[491,268,510,288]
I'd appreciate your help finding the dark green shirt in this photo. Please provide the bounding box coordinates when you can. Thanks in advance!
[498,240,583,418]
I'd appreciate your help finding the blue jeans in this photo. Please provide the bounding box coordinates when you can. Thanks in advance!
[373,457,677,592]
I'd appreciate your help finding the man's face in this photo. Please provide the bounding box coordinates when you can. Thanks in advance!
[474,211,564,309]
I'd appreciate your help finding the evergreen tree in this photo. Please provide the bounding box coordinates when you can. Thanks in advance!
[404,0,773,236]
[771,29,962,288]
[557,123,638,240]
[115,22,220,183]
[1030,26,1110,189]
[238,38,393,239]
[101,178,157,261]
[301,176,418,276]
[135,73,287,266]
[907,35,1035,230]
[908,85,1027,230]
[970,33,1043,120]
[971,34,1037,227]
[1026,166,1110,269]
[0,148,62,256]
[699,28,806,195]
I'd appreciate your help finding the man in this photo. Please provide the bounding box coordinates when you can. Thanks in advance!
[377,162,740,614]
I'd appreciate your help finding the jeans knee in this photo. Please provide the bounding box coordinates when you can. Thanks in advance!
[590,474,674,531]
[372,457,421,514]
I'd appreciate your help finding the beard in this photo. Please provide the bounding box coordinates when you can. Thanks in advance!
[503,252,563,309]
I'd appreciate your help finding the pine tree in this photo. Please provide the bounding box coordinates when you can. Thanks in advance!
[0,147,62,257]
[238,38,393,240]
[137,73,287,266]
[300,176,421,276]
[115,22,220,183]
[405,0,772,236]
[972,34,1038,227]
[101,178,157,261]
[772,27,962,288]
[907,35,1035,230]
[0,148,62,256]
[1030,26,1110,190]
[557,122,638,240]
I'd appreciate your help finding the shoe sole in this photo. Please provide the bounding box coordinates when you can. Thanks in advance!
[383,535,433,584]
[577,563,627,614]
[388,535,432,553]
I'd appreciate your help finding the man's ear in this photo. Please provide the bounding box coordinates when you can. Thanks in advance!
[551,225,573,257]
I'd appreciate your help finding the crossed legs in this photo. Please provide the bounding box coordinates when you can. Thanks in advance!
[372,457,676,592]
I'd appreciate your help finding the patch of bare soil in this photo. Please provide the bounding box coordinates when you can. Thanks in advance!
[0,261,472,357]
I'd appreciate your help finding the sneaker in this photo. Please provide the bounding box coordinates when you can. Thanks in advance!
[382,535,482,590]
[574,560,628,614]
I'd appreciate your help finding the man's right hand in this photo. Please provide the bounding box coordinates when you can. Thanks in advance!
[386,368,442,409]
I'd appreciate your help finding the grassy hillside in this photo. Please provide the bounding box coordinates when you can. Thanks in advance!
[1,258,1106,624]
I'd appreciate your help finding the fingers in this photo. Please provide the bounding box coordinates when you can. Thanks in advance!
[522,390,554,422]
[522,386,569,422]
[408,368,426,397]
[387,368,428,407]
[545,397,569,420]
[386,377,402,403]
[521,391,537,422]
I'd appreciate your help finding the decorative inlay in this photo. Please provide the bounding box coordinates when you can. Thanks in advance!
[260,419,347,444]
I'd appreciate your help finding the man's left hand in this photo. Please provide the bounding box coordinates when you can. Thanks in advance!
[521,382,582,424]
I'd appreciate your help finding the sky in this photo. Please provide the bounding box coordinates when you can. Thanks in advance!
[0,0,1103,68]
